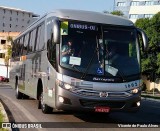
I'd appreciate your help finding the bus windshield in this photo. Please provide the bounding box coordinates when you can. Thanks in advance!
[60,21,140,78]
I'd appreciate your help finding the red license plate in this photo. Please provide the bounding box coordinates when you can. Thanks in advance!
[95,107,110,113]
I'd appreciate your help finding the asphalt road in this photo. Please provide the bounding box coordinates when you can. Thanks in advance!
[0,83,160,131]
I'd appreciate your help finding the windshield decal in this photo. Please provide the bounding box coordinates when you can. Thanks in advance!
[97,67,103,75]
[69,56,81,66]
[61,21,68,35]
[105,65,118,76]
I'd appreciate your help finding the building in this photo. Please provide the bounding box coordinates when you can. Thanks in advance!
[0,32,20,78]
[0,6,39,32]
[0,6,39,78]
[114,0,160,22]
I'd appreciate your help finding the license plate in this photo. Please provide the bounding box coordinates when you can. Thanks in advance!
[95,107,110,113]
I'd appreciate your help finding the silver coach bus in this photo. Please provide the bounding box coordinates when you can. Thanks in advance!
[10,9,148,114]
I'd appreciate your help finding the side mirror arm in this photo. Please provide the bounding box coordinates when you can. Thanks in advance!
[137,28,148,52]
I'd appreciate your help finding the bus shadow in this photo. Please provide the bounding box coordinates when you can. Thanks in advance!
[51,110,73,115]
[73,112,117,123]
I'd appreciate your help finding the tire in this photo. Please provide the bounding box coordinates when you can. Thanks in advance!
[40,91,53,114]
[15,83,23,99]
[38,94,41,109]
[23,94,29,99]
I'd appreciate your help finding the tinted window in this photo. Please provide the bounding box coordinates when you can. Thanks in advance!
[23,33,29,55]
[20,37,24,55]
[28,29,36,52]
[16,39,20,56]
[36,24,45,51]
[34,26,40,51]
[47,18,56,68]
[36,26,41,51]
[12,41,16,58]
[39,24,45,50]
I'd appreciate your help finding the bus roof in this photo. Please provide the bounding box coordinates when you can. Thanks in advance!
[49,9,134,26]
[17,9,134,38]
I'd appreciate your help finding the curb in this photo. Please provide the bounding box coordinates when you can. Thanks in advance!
[141,97,160,102]
[0,100,12,131]
[0,97,19,131]
[0,101,9,122]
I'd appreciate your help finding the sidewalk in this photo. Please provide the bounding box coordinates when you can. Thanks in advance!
[141,92,160,101]
[142,91,160,97]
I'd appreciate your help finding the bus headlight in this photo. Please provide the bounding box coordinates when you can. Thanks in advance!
[64,83,73,90]
[130,88,139,94]
[56,79,73,91]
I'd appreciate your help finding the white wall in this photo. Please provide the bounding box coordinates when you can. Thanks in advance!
[0,65,9,78]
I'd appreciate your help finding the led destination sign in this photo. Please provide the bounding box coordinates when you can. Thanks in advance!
[69,23,97,31]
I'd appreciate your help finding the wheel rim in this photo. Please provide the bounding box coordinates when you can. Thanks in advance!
[16,85,19,95]
[40,92,45,110]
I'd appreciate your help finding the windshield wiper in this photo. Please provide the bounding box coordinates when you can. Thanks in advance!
[116,68,127,82]
[81,47,99,79]
[105,43,127,82]
[81,37,100,79]
[109,62,127,82]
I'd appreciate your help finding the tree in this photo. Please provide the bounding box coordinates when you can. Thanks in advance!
[110,10,124,16]
[135,12,160,80]
[103,10,124,16]
[7,36,13,44]
[4,36,13,78]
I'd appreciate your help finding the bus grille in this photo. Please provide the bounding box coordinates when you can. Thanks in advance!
[73,89,132,98]
[79,99,125,108]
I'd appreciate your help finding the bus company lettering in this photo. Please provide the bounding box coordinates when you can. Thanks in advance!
[93,77,114,82]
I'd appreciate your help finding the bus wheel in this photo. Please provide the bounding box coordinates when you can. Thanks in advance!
[38,95,41,109]
[23,94,29,99]
[16,84,23,99]
[40,91,53,114]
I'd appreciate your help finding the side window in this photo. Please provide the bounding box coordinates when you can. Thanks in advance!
[39,24,45,50]
[12,41,16,58]
[16,39,20,56]
[36,26,42,51]
[28,29,36,52]
[20,37,24,55]
[47,20,56,68]
[23,33,29,55]
[28,32,32,52]
[32,29,37,51]
[34,26,39,51]
[47,40,56,68]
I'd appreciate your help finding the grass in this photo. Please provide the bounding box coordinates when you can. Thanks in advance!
[0,108,4,122]
[0,106,9,131]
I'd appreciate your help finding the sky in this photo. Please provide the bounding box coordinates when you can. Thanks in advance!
[0,0,115,16]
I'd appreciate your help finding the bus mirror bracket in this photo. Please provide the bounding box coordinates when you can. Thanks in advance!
[137,28,148,52]
[53,20,60,44]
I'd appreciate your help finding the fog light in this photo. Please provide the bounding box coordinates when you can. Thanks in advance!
[137,101,140,107]
[59,96,64,103]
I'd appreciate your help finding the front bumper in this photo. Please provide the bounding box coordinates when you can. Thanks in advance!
[55,86,141,112]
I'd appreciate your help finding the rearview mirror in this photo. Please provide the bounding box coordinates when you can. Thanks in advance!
[53,20,60,44]
[137,28,148,52]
